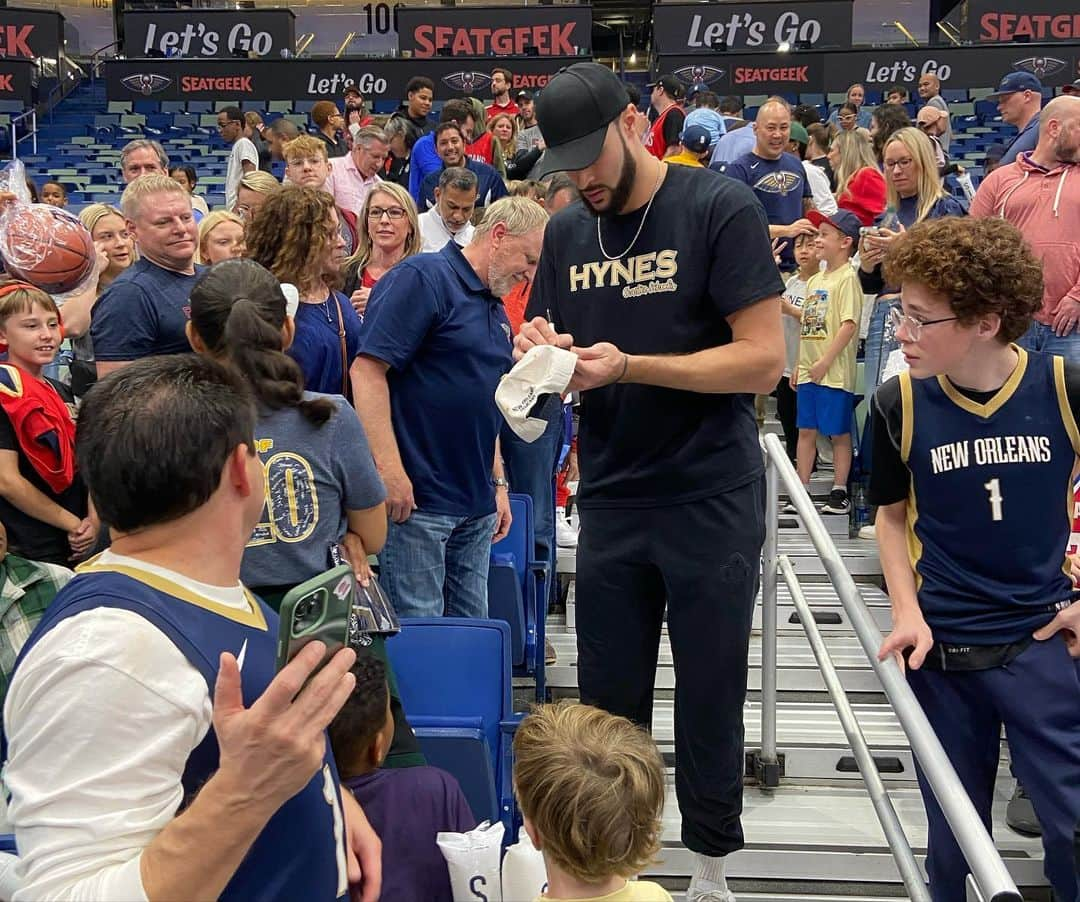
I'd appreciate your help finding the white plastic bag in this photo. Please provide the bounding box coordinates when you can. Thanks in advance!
[501,827,548,901]
[437,819,504,902]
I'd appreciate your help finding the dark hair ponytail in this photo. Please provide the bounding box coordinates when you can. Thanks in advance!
[189,259,335,426]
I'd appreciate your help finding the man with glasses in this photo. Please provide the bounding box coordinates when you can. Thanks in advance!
[217,106,259,211]
[325,126,389,218]
[419,167,478,252]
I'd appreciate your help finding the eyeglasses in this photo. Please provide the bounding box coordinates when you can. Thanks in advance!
[885,157,915,170]
[888,306,958,341]
[368,206,407,221]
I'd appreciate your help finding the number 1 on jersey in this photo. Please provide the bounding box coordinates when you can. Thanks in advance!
[984,477,1003,522]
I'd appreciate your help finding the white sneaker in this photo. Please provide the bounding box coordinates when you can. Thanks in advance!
[687,889,736,902]
[858,524,877,540]
[556,516,578,548]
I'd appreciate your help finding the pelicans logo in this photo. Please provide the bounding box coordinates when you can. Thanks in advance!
[1012,56,1066,79]
[119,73,172,96]
[672,64,725,90]
[441,71,492,94]
[753,170,802,197]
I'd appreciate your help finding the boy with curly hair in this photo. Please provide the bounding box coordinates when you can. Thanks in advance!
[513,702,672,901]
[871,216,1080,902]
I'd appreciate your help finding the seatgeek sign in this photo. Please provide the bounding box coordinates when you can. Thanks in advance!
[965,0,1080,43]
[396,6,591,57]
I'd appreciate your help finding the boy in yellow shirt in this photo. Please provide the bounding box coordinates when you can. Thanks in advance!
[792,208,863,514]
[514,702,673,902]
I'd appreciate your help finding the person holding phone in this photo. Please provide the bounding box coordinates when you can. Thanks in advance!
[2,354,381,901]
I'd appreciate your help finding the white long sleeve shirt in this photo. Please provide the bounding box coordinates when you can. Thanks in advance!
[3,552,250,901]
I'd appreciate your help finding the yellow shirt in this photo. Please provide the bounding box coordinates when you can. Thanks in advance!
[538,880,674,902]
[664,150,704,167]
[796,262,862,392]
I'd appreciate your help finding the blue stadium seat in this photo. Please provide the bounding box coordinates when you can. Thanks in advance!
[491,493,547,700]
[409,715,497,824]
[386,618,521,836]
[942,88,970,103]
[488,553,525,667]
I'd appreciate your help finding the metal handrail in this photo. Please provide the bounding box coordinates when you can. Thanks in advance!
[779,554,930,902]
[88,40,122,83]
[8,109,37,159]
[760,431,1022,902]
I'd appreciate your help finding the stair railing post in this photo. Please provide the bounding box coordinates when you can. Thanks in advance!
[759,451,780,784]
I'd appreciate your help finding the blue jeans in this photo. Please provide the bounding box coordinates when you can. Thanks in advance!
[500,393,563,563]
[863,295,900,404]
[1017,320,1080,363]
[380,509,498,619]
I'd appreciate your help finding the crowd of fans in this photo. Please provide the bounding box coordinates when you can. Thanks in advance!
[0,61,1076,902]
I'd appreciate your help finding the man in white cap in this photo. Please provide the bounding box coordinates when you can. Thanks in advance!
[515,61,785,902]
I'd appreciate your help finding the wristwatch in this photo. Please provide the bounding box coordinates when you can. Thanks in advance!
[492,477,509,489]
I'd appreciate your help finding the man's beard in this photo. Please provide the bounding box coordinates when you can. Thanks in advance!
[580,131,637,218]
[1054,133,1080,164]
[489,259,517,298]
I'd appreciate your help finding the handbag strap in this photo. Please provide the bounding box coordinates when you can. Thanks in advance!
[331,294,351,402]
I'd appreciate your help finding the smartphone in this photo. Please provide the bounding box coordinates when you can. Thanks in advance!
[275,564,355,673]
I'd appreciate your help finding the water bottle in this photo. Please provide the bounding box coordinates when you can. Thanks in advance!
[956,168,976,203]
[852,480,870,537]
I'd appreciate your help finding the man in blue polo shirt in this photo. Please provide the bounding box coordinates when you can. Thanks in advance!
[419,122,507,212]
[90,174,204,378]
[353,196,548,619]
[714,98,814,272]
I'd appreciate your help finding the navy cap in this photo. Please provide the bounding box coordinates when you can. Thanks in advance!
[807,209,862,244]
[535,63,630,176]
[680,124,712,154]
[1064,79,1080,95]
[987,71,1043,100]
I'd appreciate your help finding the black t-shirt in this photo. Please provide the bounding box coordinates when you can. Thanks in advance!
[869,362,1080,506]
[526,164,784,508]
[0,378,87,565]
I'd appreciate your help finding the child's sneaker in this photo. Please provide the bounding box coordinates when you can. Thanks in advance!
[821,489,850,515]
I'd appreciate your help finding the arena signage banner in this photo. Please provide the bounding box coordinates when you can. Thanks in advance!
[105,56,583,102]
[122,9,296,59]
[652,1,853,54]
[0,59,33,105]
[965,0,1080,43]
[0,9,64,64]
[655,42,1079,95]
[396,6,592,58]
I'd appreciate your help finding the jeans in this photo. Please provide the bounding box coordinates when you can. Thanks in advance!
[379,509,498,619]
[863,295,900,404]
[1017,320,1080,363]
[501,393,563,563]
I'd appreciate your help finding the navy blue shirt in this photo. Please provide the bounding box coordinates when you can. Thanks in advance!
[90,258,204,361]
[719,151,810,267]
[1000,111,1040,166]
[419,158,507,211]
[358,242,514,518]
[289,290,363,397]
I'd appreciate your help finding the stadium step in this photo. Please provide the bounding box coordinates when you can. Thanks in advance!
[647,780,1047,893]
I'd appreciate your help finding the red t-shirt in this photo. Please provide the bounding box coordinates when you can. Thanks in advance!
[485,100,520,119]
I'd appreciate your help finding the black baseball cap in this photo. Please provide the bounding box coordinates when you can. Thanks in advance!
[343,84,362,98]
[534,63,631,175]
[646,74,684,100]
[1064,79,1080,95]
[516,89,533,102]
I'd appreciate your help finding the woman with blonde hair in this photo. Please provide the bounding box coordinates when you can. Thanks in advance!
[858,126,966,406]
[828,129,886,226]
[246,185,362,400]
[54,204,138,395]
[196,210,246,264]
[234,169,281,223]
[489,112,543,181]
[342,181,421,318]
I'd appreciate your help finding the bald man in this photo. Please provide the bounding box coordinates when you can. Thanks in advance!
[714,98,814,272]
[918,72,951,150]
[971,96,1080,360]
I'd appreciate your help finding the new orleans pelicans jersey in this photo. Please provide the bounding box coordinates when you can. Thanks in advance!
[899,348,1080,644]
[8,561,349,900]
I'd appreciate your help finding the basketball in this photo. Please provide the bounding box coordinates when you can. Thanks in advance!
[0,204,96,295]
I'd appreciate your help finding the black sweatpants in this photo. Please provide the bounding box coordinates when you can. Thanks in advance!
[575,478,765,856]
[775,376,798,461]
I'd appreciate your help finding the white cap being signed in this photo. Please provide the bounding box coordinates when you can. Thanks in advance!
[495,345,577,442]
